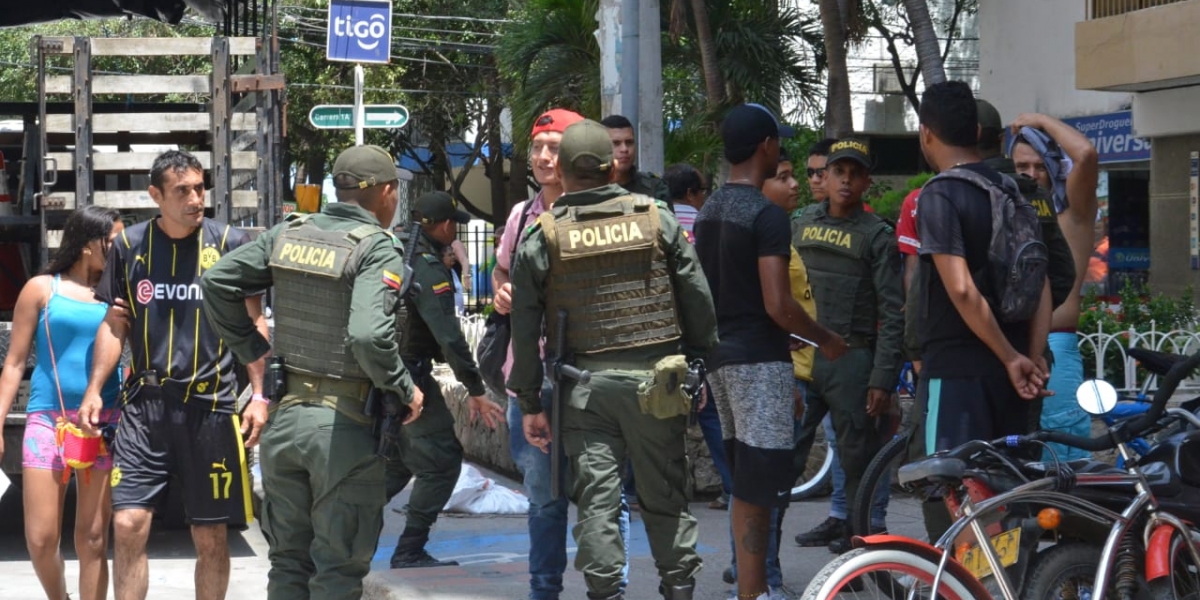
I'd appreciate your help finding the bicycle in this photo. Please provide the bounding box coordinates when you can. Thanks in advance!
[849,347,1200,540]
[803,350,1200,600]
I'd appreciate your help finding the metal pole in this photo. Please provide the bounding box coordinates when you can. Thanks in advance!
[619,0,639,122]
[354,64,364,146]
[637,0,663,174]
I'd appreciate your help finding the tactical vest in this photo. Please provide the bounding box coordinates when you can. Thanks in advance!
[269,215,391,381]
[794,206,890,337]
[399,234,445,362]
[541,194,681,355]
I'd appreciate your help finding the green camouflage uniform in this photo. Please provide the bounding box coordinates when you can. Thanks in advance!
[384,227,488,565]
[792,202,905,533]
[508,182,718,599]
[202,202,415,600]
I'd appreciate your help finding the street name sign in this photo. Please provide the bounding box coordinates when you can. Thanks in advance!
[309,105,410,130]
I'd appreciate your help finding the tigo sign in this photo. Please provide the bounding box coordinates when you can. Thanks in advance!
[326,0,392,64]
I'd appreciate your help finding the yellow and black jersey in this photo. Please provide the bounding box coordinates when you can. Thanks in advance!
[96,218,250,413]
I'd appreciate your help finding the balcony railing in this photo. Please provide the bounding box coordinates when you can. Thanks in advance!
[1090,0,1191,19]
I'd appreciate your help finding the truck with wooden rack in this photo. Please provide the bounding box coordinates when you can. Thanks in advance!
[0,33,285,485]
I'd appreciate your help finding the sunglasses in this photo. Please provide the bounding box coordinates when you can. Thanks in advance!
[535,114,555,127]
[806,167,827,178]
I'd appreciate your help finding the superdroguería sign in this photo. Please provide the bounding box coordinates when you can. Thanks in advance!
[1062,111,1150,165]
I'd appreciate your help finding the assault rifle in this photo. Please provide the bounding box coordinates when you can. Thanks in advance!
[550,308,591,500]
[364,221,425,457]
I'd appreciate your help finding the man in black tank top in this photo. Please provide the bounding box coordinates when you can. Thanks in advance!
[79,150,268,600]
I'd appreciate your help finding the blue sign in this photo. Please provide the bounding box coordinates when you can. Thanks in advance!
[1109,247,1150,270]
[326,0,391,64]
[1062,111,1150,165]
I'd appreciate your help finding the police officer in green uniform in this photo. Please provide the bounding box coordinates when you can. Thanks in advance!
[790,139,905,553]
[200,144,423,600]
[601,115,670,203]
[385,191,505,568]
[509,120,718,600]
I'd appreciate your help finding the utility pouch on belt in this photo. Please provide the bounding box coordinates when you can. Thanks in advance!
[637,355,691,419]
[123,370,162,404]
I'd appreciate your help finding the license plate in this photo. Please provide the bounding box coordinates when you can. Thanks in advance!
[957,527,1021,580]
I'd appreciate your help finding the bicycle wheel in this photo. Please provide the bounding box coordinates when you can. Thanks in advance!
[1021,542,1108,600]
[791,425,834,501]
[1148,530,1200,600]
[851,430,912,537]
[801,546,979,600]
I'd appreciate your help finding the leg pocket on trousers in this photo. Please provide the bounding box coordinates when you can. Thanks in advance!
[259,500,277,548]
[328,480,386,564]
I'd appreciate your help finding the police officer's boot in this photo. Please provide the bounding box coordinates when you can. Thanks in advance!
[389,527,459,569]
[659,581,694,600]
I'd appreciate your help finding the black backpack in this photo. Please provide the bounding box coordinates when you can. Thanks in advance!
[928,167,1049,323]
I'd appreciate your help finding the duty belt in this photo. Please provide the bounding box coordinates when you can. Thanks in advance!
[844,333,877,350]
[282,371,372,422]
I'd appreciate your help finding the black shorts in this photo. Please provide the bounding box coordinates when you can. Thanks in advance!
[919,370,1030,455]
[110,394,251,528]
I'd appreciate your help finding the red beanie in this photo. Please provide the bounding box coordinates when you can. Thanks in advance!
[531,108,585,139]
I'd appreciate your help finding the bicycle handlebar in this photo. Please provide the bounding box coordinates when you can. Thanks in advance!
[1013,350,1200,453]
[938,350,1200,460]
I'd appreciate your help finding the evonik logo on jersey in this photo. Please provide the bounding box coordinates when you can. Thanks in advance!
[135,279,203,305]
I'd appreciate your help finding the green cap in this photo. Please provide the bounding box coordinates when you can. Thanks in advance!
[976,99,1003,132]
[414,191,471,224]
[559,120,614,176]
[332,144,400,189]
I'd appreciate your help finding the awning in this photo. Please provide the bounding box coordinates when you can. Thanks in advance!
[1,1,230,28]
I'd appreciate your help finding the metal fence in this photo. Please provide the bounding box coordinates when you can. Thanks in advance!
[1080,322,1200,393]
[1089,0,1188,19]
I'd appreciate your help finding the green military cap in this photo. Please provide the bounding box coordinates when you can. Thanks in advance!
[332,144,401,189]
[976,99,1004,140]
[560,119,614,176]
[414,191,471,224]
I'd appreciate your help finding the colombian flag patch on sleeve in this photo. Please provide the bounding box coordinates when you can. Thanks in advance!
[382,270,403,290]
[431,281,451,295]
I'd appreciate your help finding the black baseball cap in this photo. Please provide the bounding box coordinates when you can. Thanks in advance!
[414,191,471,224]
[721,103,795,157]
[826,138,873,170]
[332,144,401,189]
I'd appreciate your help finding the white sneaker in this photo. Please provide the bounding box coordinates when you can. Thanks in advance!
[768,586,795,600]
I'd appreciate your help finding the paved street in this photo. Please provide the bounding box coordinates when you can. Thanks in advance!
[0,464,929,599]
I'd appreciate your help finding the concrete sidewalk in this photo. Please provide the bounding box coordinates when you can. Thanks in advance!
[363,464,930,600]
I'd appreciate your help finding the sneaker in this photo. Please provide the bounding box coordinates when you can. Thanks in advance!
[768,585,796,600]
[794,516,846,547]
[828,526,888,555]
[722,566,735,584]
[390,549,459,569]
[708,493,730,510]
[725,594,767,600]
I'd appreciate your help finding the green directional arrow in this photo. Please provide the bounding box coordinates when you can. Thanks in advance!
[364,105,409,128]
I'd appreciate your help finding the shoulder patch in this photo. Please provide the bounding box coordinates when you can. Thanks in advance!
[382,270,403,290]
[431,281,452,295]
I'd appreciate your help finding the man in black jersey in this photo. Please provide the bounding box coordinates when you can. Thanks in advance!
[79,150,268,600]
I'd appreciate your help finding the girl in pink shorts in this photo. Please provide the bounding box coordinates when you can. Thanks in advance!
[0,206,124,600]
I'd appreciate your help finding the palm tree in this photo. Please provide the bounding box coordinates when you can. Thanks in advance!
[819,0,854,137]
[902,0,947,85]
[498,0,602,147]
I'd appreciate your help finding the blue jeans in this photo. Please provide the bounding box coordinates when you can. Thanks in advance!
[508,385,630,599]
[696,384,733,495]
[825,415,890,529]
